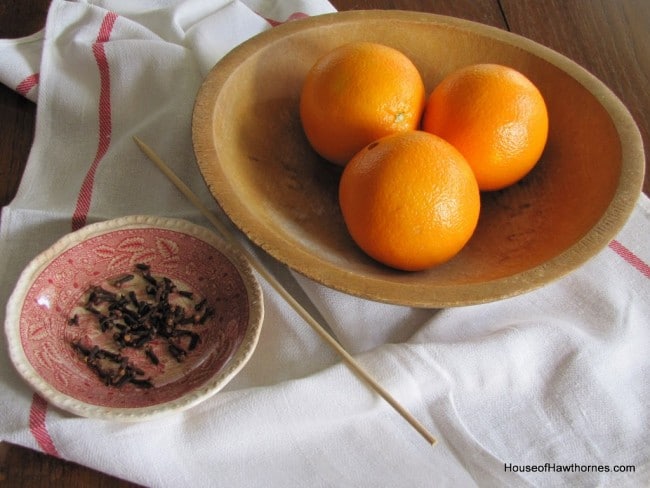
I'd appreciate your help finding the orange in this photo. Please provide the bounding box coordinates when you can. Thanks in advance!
[300,42,425,166]
[421,63,548,191]
[339,131,480,271]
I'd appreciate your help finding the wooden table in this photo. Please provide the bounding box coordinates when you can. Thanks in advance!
[0,0,648,486]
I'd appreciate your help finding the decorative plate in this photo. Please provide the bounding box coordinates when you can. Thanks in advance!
[192,10,644,307]
[5,215,264,421]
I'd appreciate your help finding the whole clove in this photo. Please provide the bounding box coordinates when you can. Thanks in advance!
[112,273,134,287]
[144,346,159,365]
[167,342,187,363]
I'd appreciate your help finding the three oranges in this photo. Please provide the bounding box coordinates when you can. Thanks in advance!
[299,42,549,271]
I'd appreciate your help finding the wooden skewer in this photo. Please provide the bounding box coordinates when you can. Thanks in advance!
[133,136,436,447]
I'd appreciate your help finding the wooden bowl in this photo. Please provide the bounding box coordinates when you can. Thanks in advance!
[192,10,645,307]
[5,216,264,420]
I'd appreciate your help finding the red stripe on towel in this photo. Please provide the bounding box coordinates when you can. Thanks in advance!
[15,73,40,97]
[71,11,118,231]
[263,12,308,27]
[28,11,119,457]
[609,239,650,279]
[28,393,60,457]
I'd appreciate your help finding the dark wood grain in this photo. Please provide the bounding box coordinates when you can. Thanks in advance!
[0,0,648,486]
[330,0,507,27]
[500,0,650,194]
[0,443,143,487]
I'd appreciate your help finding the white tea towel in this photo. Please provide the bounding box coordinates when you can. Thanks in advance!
[1,1,648,487]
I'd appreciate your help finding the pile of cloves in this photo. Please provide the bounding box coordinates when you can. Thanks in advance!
[69,263,215,388]
[71,341,154,388]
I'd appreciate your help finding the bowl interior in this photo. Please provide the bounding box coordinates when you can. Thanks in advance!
[193,11,644,307]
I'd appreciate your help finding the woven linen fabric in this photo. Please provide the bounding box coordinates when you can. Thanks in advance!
[1,1,649,486]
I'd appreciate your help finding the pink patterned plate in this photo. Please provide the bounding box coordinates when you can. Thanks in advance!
[5,216,264,421]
